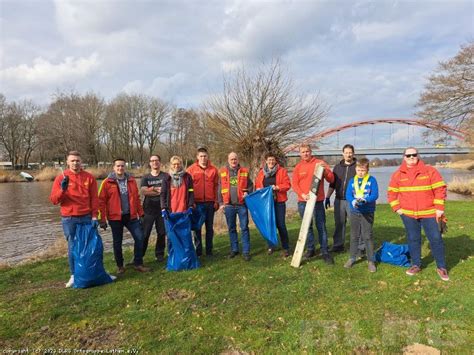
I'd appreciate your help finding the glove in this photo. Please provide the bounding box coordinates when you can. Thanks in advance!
[91,219,99,228]
[352,200,358,208]
[358,198,367,205]
[60,176,69,191]
[324,197,330,209]
[161,209,169,219]
[187,207,193,215]
[100,221,108,230]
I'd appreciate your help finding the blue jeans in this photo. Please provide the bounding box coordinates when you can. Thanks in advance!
[271,202,289,251]
[61,214,92,275]
[297,201,329,254]
[109,214,144,267]
[194,202,215,255]
[224,205,250,255]
[401,215,446,269]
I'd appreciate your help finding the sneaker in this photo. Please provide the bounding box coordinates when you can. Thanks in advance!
[134,265,151,273]
[304,249,316,259]
[368,262,377,273]
[109,274,117,281]
[267,248,274,255]
[436,268,449,281]
[322,253,334,265]
[282,249,290,258]
[117,267,126,274]
[330,246,345,253]
[228,251,239,259]
[243,254,251,261]
[344,259,355,269]
[65,275,74,288]
[406,265,421,276]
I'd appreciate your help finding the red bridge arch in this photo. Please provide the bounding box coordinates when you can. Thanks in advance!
[284,118,468,153]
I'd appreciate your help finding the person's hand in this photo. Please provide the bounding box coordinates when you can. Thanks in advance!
[272,185,280,191]
[358,198,367,205]
[91,219,99,228]
[100,221,108,230]
[435,209,444,219]
[60,176,69,191]
[302,193,310,201]
[396,209,403,215]
[161,209,169,219]
[219,204,225,212]
[243,192,248,198]
[324,197,330,209]
[153,186,161,194]
[352,200,358,208]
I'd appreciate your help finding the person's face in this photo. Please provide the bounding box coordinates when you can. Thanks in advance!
[197,152,209,167]
[266,156,277,169]
[299,147,312,162]
[356,166,368,178]
[67,155,82,173]
[404,149,419,167]
[342,148,354,163]
[171,160,182,172]
[149,156,161,170]
[228,153,239,168]
[113,160,126,177]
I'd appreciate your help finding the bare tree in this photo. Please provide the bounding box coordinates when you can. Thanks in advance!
[206,60,329,174]
[417,41,474,133]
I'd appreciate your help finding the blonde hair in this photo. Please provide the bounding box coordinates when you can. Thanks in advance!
[170,155,183,164]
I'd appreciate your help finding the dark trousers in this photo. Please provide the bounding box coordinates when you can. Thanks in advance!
[142,213,166,258]
[349,212,375,261]
[109,214,144,267]
[194,202,215,256]
[269,202,290,251]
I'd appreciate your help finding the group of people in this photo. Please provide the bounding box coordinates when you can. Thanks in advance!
[50,143,450,288]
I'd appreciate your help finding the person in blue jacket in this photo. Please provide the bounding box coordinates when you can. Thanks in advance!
[344,158,379,272]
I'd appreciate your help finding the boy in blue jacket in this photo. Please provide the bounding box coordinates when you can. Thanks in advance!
[344,158,379,272]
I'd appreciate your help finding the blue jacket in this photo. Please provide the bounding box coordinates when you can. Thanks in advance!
[346,175,378,214]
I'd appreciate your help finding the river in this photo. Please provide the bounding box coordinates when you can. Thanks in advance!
[0,167,472,265]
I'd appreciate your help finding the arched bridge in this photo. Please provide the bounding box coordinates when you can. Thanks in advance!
[285,118,471,156]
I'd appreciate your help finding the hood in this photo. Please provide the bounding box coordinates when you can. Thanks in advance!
[107,171,131,181]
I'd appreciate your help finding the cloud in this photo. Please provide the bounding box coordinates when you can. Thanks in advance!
[1,53,100,89]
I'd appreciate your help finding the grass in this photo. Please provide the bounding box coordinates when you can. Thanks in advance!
[1,202,473,353]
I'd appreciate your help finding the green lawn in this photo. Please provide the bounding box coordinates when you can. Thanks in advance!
[1,203,473,353]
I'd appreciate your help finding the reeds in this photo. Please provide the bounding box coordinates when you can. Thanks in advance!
[448,177,474,195]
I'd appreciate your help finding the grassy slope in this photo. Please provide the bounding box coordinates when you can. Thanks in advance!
[1,203,473,353]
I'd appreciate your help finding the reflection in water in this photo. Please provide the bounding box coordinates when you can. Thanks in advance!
[0,167,472,265]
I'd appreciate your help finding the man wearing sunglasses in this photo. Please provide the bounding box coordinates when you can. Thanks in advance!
[388,147,449,281]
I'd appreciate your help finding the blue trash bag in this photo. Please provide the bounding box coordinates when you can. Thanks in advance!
[72,223,113,288]
[244,186,279,248]
[190,204,206,231]
[375,241,411,267]
[164,211,200,271]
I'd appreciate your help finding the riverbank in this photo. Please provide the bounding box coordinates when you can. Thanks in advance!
[1,202,472,352]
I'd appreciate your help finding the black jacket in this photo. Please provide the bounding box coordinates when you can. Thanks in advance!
[329,159,357,200]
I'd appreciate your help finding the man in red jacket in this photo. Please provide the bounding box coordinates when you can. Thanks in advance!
[388,147,449,281]
[50,151,99,288]
[292,144,335,264]
[186,147,219,256]
[98,158,150,274]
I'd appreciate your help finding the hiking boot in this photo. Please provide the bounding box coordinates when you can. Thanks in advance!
[228,251,239,259]
[406,265,421,276]
[117,267,126,274]
[65,275,74,288]
[330,246,345,253]
[134,265,151,273]
[243,254,251,261]
[368,262,377,273]
[282,249,290,258]
[322,253,334,265]
[344,259,355,269]
[267,248,274,255]
[436,268,449,281]
[304,249,316,259]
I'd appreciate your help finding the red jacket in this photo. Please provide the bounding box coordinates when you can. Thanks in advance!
[387,160,446,219]
[219,166,250,205]
[186,161,218,203]
[50,169,98,218]
[255,165,291,202]
[292,157,334,202]
[98,174,144,222]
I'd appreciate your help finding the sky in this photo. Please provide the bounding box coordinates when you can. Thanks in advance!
[1,0,473,146]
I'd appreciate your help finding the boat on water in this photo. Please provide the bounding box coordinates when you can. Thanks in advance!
[20,171,34,182]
